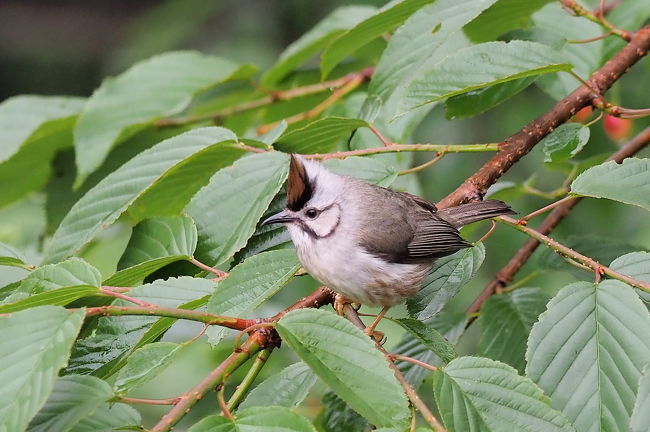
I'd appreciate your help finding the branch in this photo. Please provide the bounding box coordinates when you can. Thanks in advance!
[437,26,650,208]
[227,348,272,411]
[496,216,650,293]
[467,125,650,317]
[560,0,631,40]
[303,142,499,160]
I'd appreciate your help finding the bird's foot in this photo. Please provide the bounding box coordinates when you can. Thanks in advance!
[364,328,386,344]
[333,294,360,316]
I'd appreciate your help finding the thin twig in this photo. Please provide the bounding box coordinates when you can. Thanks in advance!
[389,353,438,372]
[568,31,614,43]
[189,257,228,278]
[305,143,499,161]
[369,124,394,147]
[227,348,272,411]
[98,288,153,307]
[398,152,445,176]
[476,220,497,244]
[217,384,234,420]
[114,396,180,406]
[518,196,575,224]
[560,0,631,40]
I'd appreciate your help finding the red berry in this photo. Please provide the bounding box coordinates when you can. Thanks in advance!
[573,106,593,123]
[603,115,633,141]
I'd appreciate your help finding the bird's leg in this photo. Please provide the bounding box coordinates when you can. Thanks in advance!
[364,306,390,341]
[333,293,360,316]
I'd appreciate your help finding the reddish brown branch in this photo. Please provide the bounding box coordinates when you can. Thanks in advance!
[437,26,650,209]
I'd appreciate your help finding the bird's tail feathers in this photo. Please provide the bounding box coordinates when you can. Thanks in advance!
[438,200,515,228]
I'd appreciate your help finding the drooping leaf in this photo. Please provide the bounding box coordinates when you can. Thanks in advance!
[321,0,435,79]
[262,6,376,86]
[206,249,300,345]
[407,243,485,320]
[402,40,571,113]
[274,117,367,154]
[188,151,289,266]
[478,288,548,373]
[445,77,536,119]
[67,277,214,376]
[433,356,574,431]
[114,342,181,394]
[630,364,650,432]
[69,403,140,432]
[393,318,457,364]
[541,123,590,163]
[323,156,397,187]
[0,306,85,432]
[526,280,650,431]
[74,51,249,183]
[610,251,650,302]
[240,362,316,409]
[188,406,317,432]
[316,392,369,432]
[277,309,410,429]
[43,127,245,264]
[464,0,555,42]
[28,375,113,432]
[570,158,650,211]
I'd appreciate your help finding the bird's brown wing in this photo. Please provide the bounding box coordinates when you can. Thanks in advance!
[357,189,470,264]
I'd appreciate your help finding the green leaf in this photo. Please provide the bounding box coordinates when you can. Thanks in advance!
[367,0,498,110]
[43,127,245,264]
[434,356,574,431]
[0,286,99,313]
[274,117,368,154]
[407,243,485,320]
[189,406,316,432]
[277,309,409,429]
[240,362,316,409]
[70,403,140,432]
[541,123,590,163]
[316,392,369,432]
[0,306,85,432]
[610,251,650,302]
[478,288,548,374]
[0,95,84,163]
[402,40,571,113]
[74,51,247,183]
[445,77,536,119]
[570,158,650,211]
[323,156,397,187]
[321,0,435,79]
[631,364,650,432]
[393,318,457,364]
[188,151,289,266]
[28,375,113,432]
[114,342,181,394]
[19,257,101,294]
[0,241,29,269]
[206,249,300,345]
[526,280,650,431]
[464,0,555,42]
[261,6,376,86]
[67,277,214,376]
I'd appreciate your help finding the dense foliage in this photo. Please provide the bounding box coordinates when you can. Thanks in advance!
[1,0,649,431]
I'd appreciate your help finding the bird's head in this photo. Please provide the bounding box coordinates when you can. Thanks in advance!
[262,155,342,239]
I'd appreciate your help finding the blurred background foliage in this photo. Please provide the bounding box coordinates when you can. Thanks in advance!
[1,0,649,429]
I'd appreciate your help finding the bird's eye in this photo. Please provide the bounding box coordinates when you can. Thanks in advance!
[305,208,318,219]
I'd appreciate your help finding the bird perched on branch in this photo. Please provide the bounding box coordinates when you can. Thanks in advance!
[263,155,514,336]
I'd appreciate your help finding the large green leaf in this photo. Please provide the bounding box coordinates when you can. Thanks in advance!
[0,306,85,432]
[631,365,650,432]
[445,77,536,119]
[464,0,555,42]
[274,117,368,154]
[367,0,498,110]
[393,318,457,364]
[541,122,590,163]
[407,243,485,320]
[610,251,650,302]
[402,40,571,113]
[240,362,317,409]
[323,156,397,187]
[0,95,84,163]
[206,249,300,345]
[67,277,214,376]
[188,151,288,266]
[276,309,410,429]
[43,127,245,264]
[0,286,99,313]
[433,356,574,431]
[188,406,317,432]
[570,158,650,211]
[261,6,376,86]
[113,342,181,394]
[69,403,140,432]
[321,0,435,78]
[28,375,113,432]
[478,288,548,374]
[526,280,650,431]
[74,51,249,183]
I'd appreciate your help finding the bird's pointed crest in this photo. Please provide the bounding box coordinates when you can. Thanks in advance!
[287,154,313,211]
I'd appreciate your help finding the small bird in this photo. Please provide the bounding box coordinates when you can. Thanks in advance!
[263,155,514,334]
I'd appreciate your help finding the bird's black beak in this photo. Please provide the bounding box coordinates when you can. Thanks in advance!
[262,210,295,226]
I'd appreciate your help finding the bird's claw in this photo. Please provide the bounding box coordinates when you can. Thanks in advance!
[333,294,359,316]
